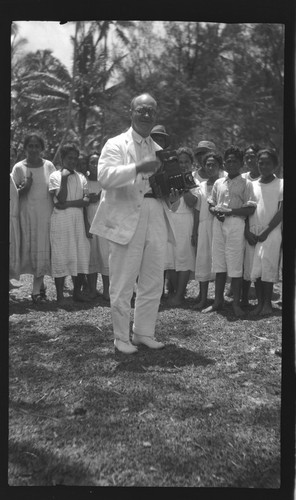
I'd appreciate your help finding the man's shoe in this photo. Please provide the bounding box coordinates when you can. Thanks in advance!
[132,334,164,349]
[114,339,138,354]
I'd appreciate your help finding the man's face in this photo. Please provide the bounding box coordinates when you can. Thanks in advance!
[131,95,157,138]
[224,154,242,177]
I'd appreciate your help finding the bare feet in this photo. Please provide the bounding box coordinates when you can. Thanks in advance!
[73,293,91,302]
[240,299,249,307]
[193,300,207,310]
[232,303,245,317]
[56,298,67,307]
[202,302,224,313]
[259,304,273,316]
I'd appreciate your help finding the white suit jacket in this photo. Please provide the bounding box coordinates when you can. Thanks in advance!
[90,127,176,245]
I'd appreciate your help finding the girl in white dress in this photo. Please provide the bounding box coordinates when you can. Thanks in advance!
[244,149,283,316]
[192,153,223,309]
[166,147,198,306]
[240,144,261,305]
[11,134,56,303]
[49,143,91,305]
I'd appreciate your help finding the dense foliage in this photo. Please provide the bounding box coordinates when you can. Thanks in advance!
[11,21,284,163]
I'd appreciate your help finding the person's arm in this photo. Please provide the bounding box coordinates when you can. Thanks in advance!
[54,197,90,209]
[224,205,256,218]
[17,171,33,196]
[55,169,73,203]
[257,201,283,242]
[83,206,92,239]
[191,208,200,247]
[97,138,160,189]
[244,216,258,246]
[183,190,197,209]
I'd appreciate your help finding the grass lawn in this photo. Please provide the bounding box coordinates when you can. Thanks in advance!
[8,274,282,487]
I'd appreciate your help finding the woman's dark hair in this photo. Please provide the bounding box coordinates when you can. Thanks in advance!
[176,146,194,163]
[257,148,278,166]
[224,145,244,162]
[202,151,223,168]
[23,133,45,150]
[244,144,261,155]
[60,143,80,161]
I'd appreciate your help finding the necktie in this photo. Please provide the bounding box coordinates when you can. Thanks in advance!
[141,138,150,159]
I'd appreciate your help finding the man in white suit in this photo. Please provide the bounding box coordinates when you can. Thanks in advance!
[90,93,178,354]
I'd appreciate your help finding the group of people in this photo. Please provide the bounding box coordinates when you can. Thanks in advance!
[10,136,109,307]
[10,92,283,354]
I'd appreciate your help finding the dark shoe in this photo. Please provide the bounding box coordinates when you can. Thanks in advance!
[40,286,47,299]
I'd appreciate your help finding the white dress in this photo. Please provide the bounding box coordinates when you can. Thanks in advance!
[49,170,90,278]
[242,171,261,281]
[11,159,56,277]
[195,181,215,282]
[166,196,196,272]
[86,179,109,275]
[248,177,283,283]
[9,174,20,279]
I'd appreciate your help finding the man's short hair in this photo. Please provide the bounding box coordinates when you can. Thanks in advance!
[224,145,244,162]
[130,93,157,110]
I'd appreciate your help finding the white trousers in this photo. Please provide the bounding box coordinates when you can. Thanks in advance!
[212,217,245,278]
[108,198,168,342]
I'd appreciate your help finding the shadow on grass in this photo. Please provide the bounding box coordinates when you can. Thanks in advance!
[205,303,282,323]
[8,437,98,486]
[113,343,215,373]
[9,295,110,316]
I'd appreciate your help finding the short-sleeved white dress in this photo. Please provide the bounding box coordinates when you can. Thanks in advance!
[11,159,56,277]
[49,170,91,278]
[166,195,196,272]
[247,177,283,283]
[195,181,215,282]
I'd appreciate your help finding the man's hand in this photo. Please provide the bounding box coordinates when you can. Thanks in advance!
[168,187,181,204]
[136,155,161,175]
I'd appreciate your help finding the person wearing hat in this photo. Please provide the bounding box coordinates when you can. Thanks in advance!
[150,125,170,150]
[194,140,219,183]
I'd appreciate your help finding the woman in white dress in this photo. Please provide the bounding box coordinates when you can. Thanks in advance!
[11,134,56,303]
[166,147,198,306]
[49,143,91,305]
[240,144,261,305]
[244,148,283,316]
[192,152,223,309]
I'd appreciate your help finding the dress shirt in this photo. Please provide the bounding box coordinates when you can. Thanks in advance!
[132,128,156,192]
[209,174,257,214]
